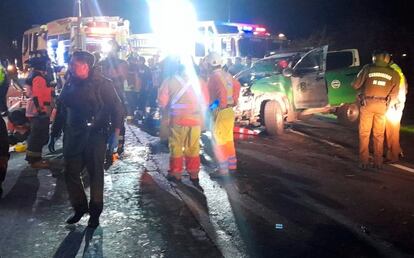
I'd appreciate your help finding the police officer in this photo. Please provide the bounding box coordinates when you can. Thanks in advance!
[51,51,123,228]
[353,50,400,170]
[25,57,53,169]
[206,52,241,177]
[385,60,408,163]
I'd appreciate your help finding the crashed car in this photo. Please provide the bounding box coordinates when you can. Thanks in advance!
[234,46,361,135]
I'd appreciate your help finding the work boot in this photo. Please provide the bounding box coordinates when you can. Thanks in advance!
[66,210,88,224]
[209,170,229,179]
[166,174,181,183]
[87,216,100,229]
[30,160,50,169]
[190,177,204,191]
[358,163,369,170]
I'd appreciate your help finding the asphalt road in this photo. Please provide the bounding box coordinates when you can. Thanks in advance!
[1,116,414,258]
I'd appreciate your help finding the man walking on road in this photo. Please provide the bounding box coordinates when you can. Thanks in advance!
[353,50,400,170]
[52,51,123,228]
[206,52,241,178]
[385,60,408,163]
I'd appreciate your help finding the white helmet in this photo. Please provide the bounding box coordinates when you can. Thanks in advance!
[205,52,222,67]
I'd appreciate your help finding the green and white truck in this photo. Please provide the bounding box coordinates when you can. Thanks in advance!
[235,46,361,135]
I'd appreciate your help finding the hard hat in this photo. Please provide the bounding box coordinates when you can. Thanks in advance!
[205,52,222,67]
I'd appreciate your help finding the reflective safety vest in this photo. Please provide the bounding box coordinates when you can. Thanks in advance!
[208,69,240,109]
[25,71,53,118]
[390,62,407,104]
[158,75,208,126]
[0,65,6,85]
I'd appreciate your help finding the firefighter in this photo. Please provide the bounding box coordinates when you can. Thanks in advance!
[51,51,123,228]
[385,60,408,163]
[353,50,400,170]
[158,56,209,184]
[25,56,53,169]
[206,52,241,177]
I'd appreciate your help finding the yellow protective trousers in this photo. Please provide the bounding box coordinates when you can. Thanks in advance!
[169,125,201,179]
[212,108,237,173]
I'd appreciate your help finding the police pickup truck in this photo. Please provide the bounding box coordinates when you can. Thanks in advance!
[235,46,361,135]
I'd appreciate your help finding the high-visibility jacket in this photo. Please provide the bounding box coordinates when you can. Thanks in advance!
[390,62,408,105]
[25,71,53,118]
[208,69,241,109]
[158,75,209,126]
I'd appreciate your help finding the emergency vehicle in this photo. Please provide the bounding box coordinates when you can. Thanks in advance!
[22,16,130,67]
[128,21,286,60]
[234,46,362,135]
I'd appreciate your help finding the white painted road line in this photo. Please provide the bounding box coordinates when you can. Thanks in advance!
[390,164,414,174]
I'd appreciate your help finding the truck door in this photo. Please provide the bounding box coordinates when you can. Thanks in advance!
[291,45,328,109]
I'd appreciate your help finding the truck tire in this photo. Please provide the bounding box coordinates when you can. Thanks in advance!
[264,100,284,135]
[337,103,359,127]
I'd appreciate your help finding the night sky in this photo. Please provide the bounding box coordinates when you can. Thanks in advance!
[0,0,413,60]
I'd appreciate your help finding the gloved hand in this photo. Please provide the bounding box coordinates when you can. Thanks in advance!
[107,132,119,153]
[48,136,58,153]
[209,99,220,111]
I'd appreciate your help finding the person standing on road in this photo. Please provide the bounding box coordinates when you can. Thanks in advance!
[385,60,408,163]
[206,52,241,178]
[353,50,400,170]
[158,57,209,184]
[25,57,53,169]
[228,57,245,76]
[0,116,9,198]
[52,51,123,228]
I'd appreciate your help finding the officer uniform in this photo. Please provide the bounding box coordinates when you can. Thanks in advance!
[53,51,123,227]
[25,58,53,167]
[385,62,408,163]
[207,53,241,176]
[353,52,400,169]
[158,62,209,182]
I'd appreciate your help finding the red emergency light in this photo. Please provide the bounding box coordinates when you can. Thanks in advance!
[255,27,266,33]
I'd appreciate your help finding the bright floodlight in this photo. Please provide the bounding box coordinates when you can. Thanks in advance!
[148,0,198,57]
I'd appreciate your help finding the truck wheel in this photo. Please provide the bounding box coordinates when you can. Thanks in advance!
[337,103,359,127]
[264,100,284,135]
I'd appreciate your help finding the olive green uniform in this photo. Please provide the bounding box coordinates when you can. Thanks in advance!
[353,61,400,167]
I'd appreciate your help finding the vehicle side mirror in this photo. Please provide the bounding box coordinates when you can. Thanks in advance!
[282,68,293,77]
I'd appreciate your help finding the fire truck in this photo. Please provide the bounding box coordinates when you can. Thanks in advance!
[7,16,130,110]
[21,16,130,67]
[128,21,287,60]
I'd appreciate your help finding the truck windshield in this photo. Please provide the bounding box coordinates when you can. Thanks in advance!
[238,37,282,58]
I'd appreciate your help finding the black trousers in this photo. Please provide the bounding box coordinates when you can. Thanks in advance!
[64,133,107,218]
[26,116,50,163]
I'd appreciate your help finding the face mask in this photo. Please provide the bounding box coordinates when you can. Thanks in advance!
[71,61,90,79]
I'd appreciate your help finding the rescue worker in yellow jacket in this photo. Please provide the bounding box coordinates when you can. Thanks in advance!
[158,57,209,184]
[353,50,400,170]
[206,52,241,178]
[385,61,408,163]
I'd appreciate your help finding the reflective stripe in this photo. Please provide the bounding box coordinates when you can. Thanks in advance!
[171,103,191,109]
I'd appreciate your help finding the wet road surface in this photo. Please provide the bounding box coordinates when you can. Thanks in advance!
[1,116,414,258]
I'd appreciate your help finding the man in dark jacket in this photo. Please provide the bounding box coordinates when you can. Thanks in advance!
[50,51,123,228]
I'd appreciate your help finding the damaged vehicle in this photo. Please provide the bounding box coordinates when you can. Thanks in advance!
[234,46,361,135]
